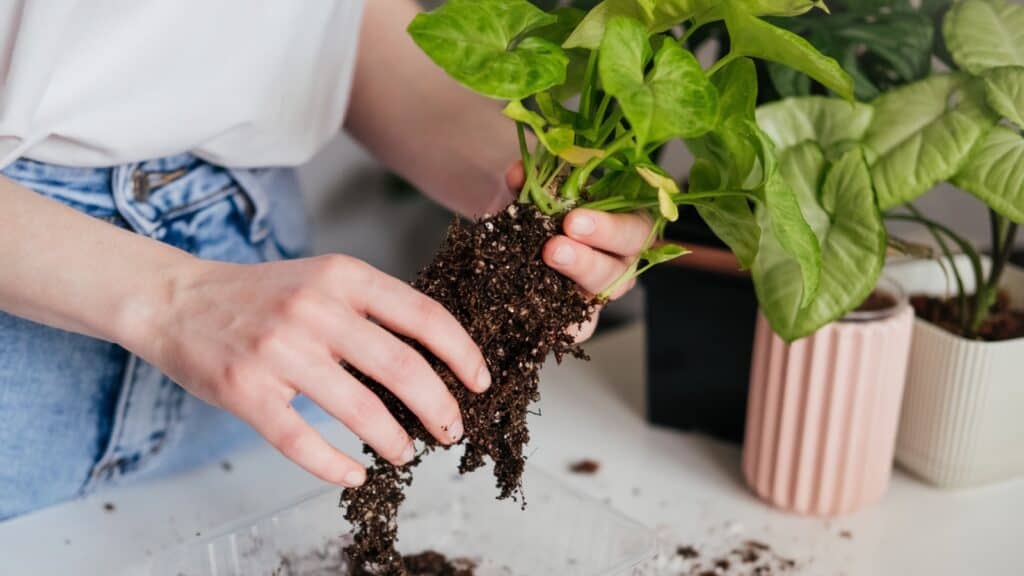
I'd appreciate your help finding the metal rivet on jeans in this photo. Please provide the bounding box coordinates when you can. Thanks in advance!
[131,171,150,202]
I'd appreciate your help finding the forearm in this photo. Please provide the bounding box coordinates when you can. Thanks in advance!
[0,175,192,348]
[345,0,519,217]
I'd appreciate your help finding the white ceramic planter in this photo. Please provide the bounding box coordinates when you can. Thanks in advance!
[886,256,1024,489]
[743,278,915,516]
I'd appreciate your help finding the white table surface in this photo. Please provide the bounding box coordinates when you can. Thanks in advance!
[1,323,1021,575]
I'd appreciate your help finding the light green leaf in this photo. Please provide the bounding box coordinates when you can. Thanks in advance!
[943,0,1024,75]
[983,66,1024,130]
[862,74,998,209]
[761,170,822,309]
[722,3,854,100]
[712,57,759,121]
[658,188,680,221]
[642,243,690,266]
[563,0,823,49]
[756,97,874,158]
[953,126,1024,224]
[408,0,568,99]
[503,101,603,165]
[636,165,682,195]
[753,148,886,341]
[599,16,718,150]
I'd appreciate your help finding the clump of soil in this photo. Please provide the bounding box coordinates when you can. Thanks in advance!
[650,540,798,576]
[350,551,476,576]
[855,290,897,313]
[273,540,475,576]
[341,205,593,574]
[568,458,601,474]
[911,290,1024,341]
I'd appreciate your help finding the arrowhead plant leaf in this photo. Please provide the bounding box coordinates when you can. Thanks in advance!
[409,0,569,99]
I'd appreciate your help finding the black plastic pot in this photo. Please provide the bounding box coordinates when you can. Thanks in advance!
[641,210,757,444]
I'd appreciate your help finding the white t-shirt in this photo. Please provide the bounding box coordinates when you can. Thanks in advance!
[0,0,366,170]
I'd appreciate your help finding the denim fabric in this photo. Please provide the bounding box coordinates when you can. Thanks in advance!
[0,154,314,521]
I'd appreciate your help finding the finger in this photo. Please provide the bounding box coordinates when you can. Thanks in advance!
[280,348,419,465]
[543,235,635,298]
[251,304,419,465]
[332,314,464,445]
[348,267,491,395]
[569,311,600,343]
[563,209,652,257]
[505,160,525,192]
[243,383,366,487]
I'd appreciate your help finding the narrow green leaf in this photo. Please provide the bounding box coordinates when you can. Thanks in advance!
[635,165,681,195]
[983,66,1024,130]
[408,0,568,99]
[943,0,1024,75]
[658,188,680,221]
[953,126,1024,224]
[723,3,854,100]
[599,16,718,150]
[642,243,690,266]
[761,170,822,309]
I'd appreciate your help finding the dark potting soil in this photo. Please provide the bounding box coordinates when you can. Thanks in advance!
[911,291,1024,341]
[568,458,601,474]
[349,551,476,576]
[856,290,897,312]
[667,540,798,576]
[272,540,475,576]
[341,204,593,575]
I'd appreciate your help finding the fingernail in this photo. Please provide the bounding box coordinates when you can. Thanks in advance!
[343,469,366,487]
[448,419,464,443]
[401,443,416,464]
[552,244,575,266]
[476,365,492,391]
[569,214,596,236]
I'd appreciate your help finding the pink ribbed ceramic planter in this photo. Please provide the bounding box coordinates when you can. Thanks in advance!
[742,282,914,516]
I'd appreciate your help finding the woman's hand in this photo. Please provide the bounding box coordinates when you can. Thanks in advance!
[504,164,654,342]
[128,255,491,488]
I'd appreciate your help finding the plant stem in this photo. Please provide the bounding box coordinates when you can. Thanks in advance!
[578,50,600,128]
[707,53,738,77]
[971,211,1019,333]
[887,209,985,335]
[516,122,533,204]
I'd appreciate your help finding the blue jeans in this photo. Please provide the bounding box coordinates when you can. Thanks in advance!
[0,154,314,521]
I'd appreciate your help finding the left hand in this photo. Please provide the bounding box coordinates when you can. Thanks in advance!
[505,163,654,342]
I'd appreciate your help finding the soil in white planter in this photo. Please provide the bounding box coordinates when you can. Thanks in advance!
[910,291,1024,341]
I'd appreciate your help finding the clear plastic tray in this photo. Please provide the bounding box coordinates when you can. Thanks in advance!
[148,452,655,575]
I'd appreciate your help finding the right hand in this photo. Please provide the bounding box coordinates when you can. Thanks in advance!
[125,254,491,487]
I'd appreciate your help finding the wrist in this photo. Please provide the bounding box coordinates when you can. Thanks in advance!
[108,247,202,358]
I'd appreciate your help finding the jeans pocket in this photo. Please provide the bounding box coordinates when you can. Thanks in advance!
[227,167,312,261]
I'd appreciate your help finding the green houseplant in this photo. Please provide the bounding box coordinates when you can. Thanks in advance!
[643,0,944,444]
[754,0,1024,490]
[339,0,888,572]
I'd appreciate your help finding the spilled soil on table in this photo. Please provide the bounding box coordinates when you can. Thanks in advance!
[340,204,593,575]
[911,290,1024,341]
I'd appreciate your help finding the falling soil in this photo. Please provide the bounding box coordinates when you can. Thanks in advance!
[340,204,593,575]
[911,290,1024,341]
[568,458,601,474]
